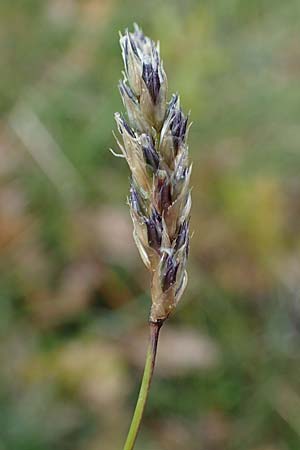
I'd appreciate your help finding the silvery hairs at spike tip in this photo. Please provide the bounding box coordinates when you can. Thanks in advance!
[113,24,191,323]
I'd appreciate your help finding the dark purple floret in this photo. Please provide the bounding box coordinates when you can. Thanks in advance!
[128,31,139,58]
[174,161,187,183]
[162,255,179,292]
[129,183,144,216]
[175,221,189,251]
[119,114,135,138]
[171,110,188,152]
[172,159,189,200]
[119,80,137,103]
[160,182,172,211]
[156,177,172,213]
[142,138,159,172]
[152,209,162,231]
[142,62,161,104]
[185,235,190,258]
[146,209,163,252]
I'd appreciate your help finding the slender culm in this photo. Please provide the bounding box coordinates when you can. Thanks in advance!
[114,24,191,324]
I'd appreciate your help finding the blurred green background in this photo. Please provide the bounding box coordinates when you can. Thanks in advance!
[1,0,300,449]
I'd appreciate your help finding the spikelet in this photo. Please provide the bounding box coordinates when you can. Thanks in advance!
[114,24,191,323]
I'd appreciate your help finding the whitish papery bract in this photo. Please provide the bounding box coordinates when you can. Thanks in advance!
[113,24,191,323]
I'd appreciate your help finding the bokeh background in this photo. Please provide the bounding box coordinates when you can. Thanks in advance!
[1,0,300,449]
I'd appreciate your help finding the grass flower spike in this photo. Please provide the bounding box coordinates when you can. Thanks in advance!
[114,24,191,450]
[114,24,191,324]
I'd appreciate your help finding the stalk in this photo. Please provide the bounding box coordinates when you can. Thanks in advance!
[122,321,163,450]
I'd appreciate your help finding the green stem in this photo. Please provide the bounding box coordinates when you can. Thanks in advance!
[122,321,163,450]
